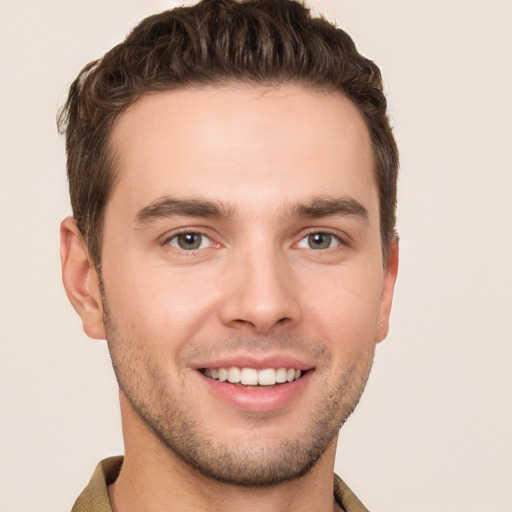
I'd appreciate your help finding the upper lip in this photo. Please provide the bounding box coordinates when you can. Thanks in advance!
[189,353,316,371]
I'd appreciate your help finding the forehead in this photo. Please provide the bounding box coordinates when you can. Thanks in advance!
[107,84,376,219]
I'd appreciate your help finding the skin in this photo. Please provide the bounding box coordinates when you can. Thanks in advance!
[61,84,398,512]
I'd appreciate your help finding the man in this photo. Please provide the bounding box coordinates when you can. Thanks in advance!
[58,0,399,510]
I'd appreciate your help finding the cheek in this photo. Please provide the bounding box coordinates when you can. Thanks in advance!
[300,267,383,351]
[103,262,223,347]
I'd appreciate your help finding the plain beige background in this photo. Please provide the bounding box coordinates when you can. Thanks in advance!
[1,1,511,511]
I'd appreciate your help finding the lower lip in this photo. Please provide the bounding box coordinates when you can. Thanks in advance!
[198,371,313,413]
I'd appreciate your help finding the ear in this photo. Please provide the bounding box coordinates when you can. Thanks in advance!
[60,217,106,340]
[376,237,399,343]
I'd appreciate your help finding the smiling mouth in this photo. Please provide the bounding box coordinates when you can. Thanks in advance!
[200,367,306,387]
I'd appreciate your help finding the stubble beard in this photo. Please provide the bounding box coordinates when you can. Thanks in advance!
[101,289,375,487]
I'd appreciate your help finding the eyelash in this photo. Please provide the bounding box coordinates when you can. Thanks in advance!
[162,229,346,253]
[163,230,216,251]
[296,231,343,251]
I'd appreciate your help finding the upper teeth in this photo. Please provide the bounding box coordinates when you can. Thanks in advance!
[203,367,302,385]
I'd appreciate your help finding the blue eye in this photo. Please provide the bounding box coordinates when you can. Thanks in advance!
[168,232,212,251]
[298,232,340,250]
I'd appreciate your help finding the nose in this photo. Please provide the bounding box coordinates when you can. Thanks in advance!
[218,249,301,334]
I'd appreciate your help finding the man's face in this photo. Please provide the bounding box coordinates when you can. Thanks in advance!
[96,84,397,485]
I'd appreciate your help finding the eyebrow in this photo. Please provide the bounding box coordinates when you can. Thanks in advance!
[288,196,369,223]
[135,196,235,224]
[134,195,369,225]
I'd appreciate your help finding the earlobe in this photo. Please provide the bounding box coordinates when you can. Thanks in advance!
[60,217,106,340]
[376,238,399,343]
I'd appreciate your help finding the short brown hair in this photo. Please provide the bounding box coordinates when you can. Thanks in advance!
[58,0,398,265]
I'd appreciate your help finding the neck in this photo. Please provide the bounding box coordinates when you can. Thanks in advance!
[109,396,341,512]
